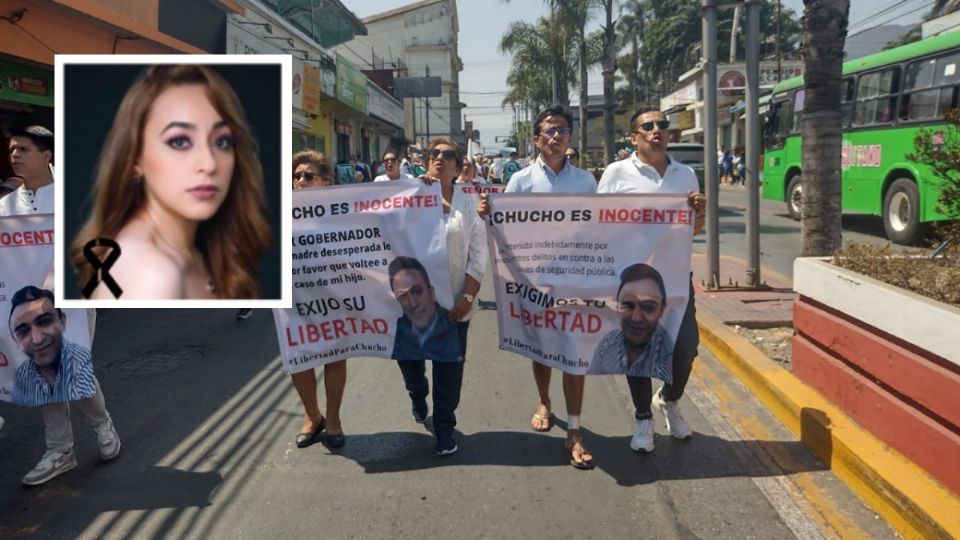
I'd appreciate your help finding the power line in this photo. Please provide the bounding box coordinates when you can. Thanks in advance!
[848,0,934,38]
[848,0,926,34]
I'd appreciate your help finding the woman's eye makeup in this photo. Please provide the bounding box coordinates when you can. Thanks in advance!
[166,136,192,150]
[213,134,234,150]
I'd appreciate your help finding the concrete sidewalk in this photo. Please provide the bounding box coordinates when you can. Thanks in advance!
[691,253,795,328]
[690,254,960,539]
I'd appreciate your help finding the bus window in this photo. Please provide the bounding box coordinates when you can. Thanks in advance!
[840,78,855,127]
[853,67,900,126]
[791,89,805,133]
[765,96,792,150]
[902,52,960,121]
[936,53,960,85]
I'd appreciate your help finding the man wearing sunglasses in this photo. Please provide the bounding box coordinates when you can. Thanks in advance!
[505,104,597,470]
[374,149,415,182]
[597,107,706,451]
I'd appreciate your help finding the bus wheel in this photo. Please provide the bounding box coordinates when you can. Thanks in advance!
[786,175,802,221]
[883,178,927,245]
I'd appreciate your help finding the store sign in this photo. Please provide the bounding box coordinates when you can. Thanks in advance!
[302,65,321,114]
[0,62,53,107]
[292,56,303,110]
[336,54,368,114]
[368,83,404,128]
[661,82,698,110]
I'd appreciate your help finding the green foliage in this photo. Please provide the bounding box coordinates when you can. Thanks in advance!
[908,109,960,219]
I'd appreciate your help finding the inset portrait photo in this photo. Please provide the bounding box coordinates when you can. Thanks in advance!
[54,55,292,308]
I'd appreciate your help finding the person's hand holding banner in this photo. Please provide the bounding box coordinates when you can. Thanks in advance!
[486,193,694,378]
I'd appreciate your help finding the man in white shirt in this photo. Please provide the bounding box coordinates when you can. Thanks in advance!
[505,105,597,470]
[374,149,416,182]
[0,125,55,216]
[0,125,121,485]
[597,107,706,454]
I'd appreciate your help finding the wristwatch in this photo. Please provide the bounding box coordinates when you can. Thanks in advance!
[461,293,475,302]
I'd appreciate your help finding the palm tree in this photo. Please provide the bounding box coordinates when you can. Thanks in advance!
[555,0,598,158]
[601,0,617,164]
[800,0,850,256]
[618,0,646,111]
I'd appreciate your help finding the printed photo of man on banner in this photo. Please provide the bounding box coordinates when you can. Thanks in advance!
[486,192,694,377]
[273,181,456,373]
[0,214,95,406]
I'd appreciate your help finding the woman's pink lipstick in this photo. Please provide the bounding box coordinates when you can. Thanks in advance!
[187,185,219,200]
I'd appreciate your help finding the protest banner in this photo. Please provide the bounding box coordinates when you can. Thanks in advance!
[273,182,456,373]
[487,193,694,377]
[0,214,94,405]
[459,183,504,197]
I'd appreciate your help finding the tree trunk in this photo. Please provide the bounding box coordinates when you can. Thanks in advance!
[579,22,588,158]
[602,0,616,165]
[630,33,639,111]
[801,0,849,256]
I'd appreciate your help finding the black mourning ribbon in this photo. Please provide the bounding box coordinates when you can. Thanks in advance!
[82,238,123,299]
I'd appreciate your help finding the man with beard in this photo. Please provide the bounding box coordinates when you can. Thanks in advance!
[8,286,120,485]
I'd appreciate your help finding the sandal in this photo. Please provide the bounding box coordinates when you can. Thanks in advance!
[530,404,552,432]
[295,417,325,448]
[564,436,594,470]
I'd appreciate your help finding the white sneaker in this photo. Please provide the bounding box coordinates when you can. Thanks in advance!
[630,418,655,453]
[93,417,121,460]
[23,449,77,486]
[235,308,254,321]
[653,388,693,440]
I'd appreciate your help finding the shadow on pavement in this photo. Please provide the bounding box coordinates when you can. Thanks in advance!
[341,426,826,486]
[0,309,281,540]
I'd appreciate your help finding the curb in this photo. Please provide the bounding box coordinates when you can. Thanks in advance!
[696,307,960,540]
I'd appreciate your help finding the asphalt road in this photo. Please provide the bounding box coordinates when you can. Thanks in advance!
[695,185,896,280]
[0,275,897,539]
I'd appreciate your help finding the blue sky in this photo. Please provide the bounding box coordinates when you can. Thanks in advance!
[344,0,929,148]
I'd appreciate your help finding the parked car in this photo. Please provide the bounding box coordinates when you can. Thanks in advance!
[667,143,705,191]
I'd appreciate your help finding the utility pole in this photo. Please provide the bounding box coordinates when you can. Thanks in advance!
[425,65,431,145]
[703,0,720,289]
[746,0,762,287]
[776,0,782,83]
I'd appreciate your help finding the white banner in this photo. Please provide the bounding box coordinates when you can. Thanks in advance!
[487,193,694,377]
[273,182,456,373]
[0,214,93,405]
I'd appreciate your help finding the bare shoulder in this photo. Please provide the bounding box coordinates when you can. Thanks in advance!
[91,225,184,299]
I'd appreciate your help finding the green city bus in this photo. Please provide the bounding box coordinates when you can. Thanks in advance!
[762,30,960,244]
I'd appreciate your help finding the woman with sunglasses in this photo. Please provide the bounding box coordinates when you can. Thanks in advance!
[597,107,706,454]
[395,137,488,456]
[374,149,415,182]
[285,150,347,448]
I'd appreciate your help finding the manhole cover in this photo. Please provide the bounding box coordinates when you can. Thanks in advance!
[107,346,205,376]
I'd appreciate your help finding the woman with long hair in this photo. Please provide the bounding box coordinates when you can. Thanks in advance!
[71,64,272,299]
[395,137,488,456]
[285,150,347,448]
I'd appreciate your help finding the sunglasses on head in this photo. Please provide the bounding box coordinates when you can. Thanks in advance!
[636,120,670,132]
[429,149,458,160]
[294,171,318,181]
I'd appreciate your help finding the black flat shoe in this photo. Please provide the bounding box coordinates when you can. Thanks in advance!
[324,432,345,448]
[295,417,325,448]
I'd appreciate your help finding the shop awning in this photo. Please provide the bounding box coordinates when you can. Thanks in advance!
[261,0,367,47]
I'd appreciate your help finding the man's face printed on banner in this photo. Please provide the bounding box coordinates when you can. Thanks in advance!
[10,297,66,368]
[618,278,666,349]
[391,268,438,331]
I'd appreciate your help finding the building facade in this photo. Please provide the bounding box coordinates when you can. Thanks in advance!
[336,0,464,147]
